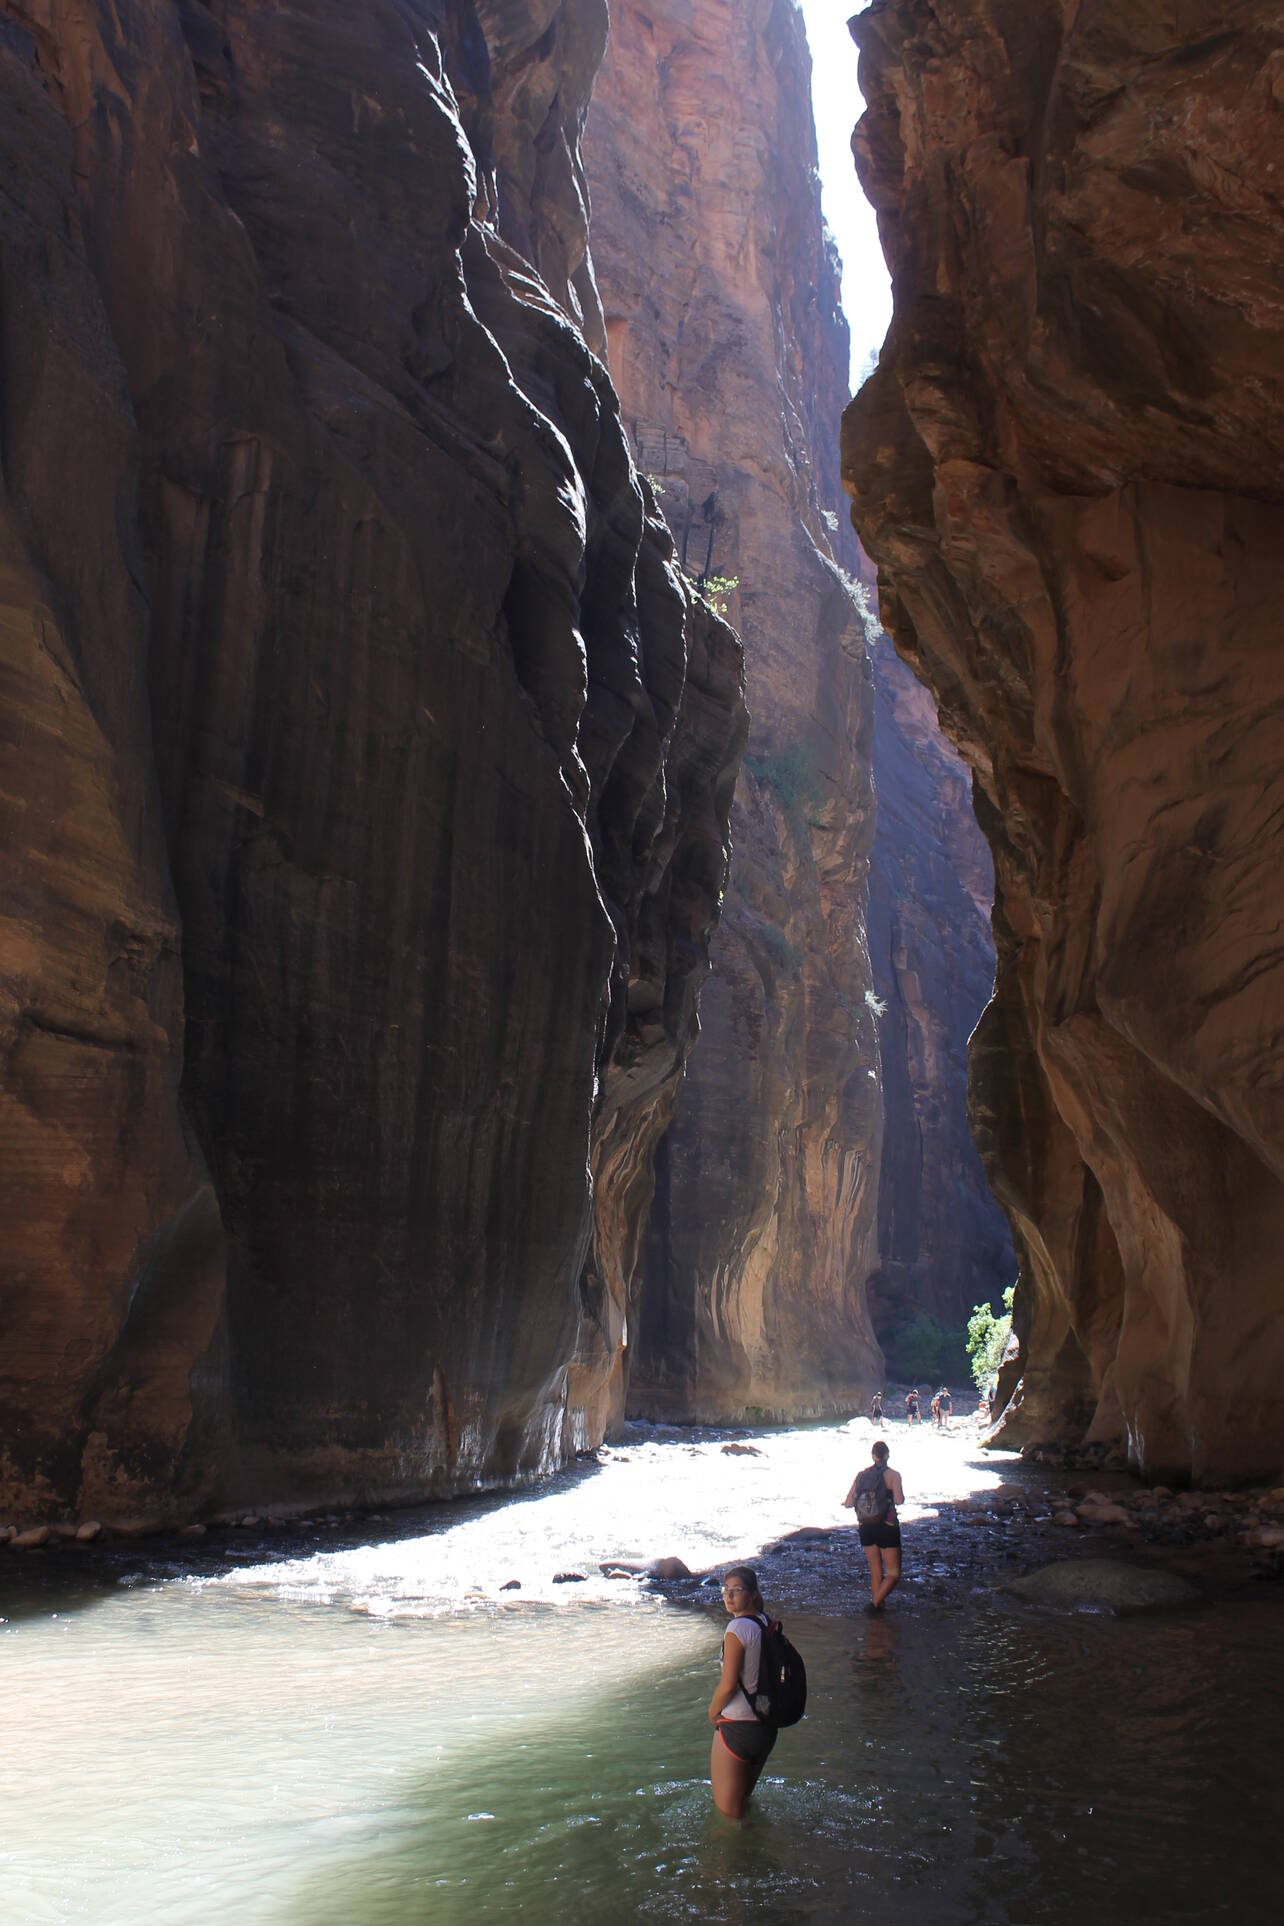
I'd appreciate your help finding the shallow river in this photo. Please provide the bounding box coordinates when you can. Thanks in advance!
[3,1422,1280,1923]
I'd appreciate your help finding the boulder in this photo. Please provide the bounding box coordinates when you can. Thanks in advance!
[720,1444,763,1458]
[1006,1560,1198,1614]
[74,1522,102,1543]
[647,1556,693,1582]
[13,1526,51,1549]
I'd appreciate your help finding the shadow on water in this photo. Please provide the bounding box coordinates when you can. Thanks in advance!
[272,1595,1284,1926]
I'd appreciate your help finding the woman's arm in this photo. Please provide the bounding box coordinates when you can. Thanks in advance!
[888,1469,906,1506]
[708,1627,747,1724]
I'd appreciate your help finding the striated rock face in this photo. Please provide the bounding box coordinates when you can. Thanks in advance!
[585,0,884,1421]
[0,0,741,1522]
[845,0,1284,1482]
[866,615,1015,1341]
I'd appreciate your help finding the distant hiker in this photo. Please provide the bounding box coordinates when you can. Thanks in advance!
[938,1385,953,1426]
[976,1388,992,1426]
[871,1392,884,1427]
[906,1388,921,1425]
[930,1391,943,1427]
[843,1439,904,1610]
[709,1567,805,1817]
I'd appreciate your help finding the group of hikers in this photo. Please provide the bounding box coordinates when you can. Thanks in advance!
[708,1433,905,1818]
[869,1384,953,1428]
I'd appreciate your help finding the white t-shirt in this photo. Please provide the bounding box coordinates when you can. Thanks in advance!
[722,1614,763,1720]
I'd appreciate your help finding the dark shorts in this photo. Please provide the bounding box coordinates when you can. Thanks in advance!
[858,1522,902,1551]
[717,1719,778,1766]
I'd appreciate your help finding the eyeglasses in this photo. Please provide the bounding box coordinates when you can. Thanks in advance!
[722,1585,748,1597]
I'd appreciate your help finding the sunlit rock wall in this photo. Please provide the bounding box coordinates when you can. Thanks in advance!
[844,0,1284,1482]
[585,0,884,1422]
[0,0,742,1524]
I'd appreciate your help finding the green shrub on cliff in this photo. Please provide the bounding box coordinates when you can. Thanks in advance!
[965,1284,1015,1392]
[743,741,824,815]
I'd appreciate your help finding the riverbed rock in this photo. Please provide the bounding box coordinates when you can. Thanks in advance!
[1052,1512,1080,1529]
[74,1522,102,1544]
[647,1556,693,1583]
[844,0,1284,1485]
[12,1526,51,1550]
[1007,1560,1198,1615]
[584,0,883,1424]
[1074,1504,1132,1528]
[552,1572,588,1585]
[720,1444,763,1458]
[500,1580,522,1592]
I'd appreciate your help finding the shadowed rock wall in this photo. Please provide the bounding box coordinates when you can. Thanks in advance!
[585,0,883,1422]
[866,616,1015,1340]
[845,0,1284,1482]
[0,0,742,1524]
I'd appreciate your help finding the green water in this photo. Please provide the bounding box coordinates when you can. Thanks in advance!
[2,1427,1280,1922]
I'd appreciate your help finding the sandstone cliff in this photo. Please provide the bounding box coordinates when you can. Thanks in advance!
[0,0,742,1524]
[845,0,1284,1482]
[866,616,1015,1344]
[585,0,883,1422]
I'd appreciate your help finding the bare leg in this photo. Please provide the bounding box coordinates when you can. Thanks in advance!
[710,1729,763,1819]
[862,1543,885,1608]
[872,1546,902,1609]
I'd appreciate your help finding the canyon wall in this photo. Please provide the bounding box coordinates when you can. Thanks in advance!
[585,0,884,1422]
[0,0,743,1525]
[866,615,1015,1344]
[845,0,1284,1482]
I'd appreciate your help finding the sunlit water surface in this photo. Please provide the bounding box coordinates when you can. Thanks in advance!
[3,1421,1280,1923]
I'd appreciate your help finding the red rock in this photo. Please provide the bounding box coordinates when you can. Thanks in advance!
[844,0,1284,1485]
[0,2,743,1523]
[584,0,882,1420]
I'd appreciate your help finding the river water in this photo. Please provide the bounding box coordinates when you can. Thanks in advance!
[3,1421,1281,1923]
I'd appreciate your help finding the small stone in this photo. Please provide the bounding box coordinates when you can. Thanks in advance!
[1151,1486,1174,1499]
[647,1555,693,1581]
[603,1568,635,1581]
[500,1579,522,1591]
[552,1571,587,1583]
[1052,1511,1080,1527]
[13,1526,51,1549]
[0,1526,14,1545]
[720,1443,763,1457]
[240,1515,258,1528]
[180,1523,207,1538]
[1245,1526,1284,1550]
[1075,1503,1131,1526]
[75,1521,102,1543]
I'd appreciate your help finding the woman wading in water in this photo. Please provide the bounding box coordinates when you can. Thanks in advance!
[708,1566,776,1818]
[845,1437,905,1609]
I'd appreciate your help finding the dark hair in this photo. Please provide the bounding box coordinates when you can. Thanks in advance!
[723,1565,764,1610]
[871,1439,890,1463]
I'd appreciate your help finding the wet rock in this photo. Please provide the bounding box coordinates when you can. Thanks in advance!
[603,1569,635,1582]
[552,1572,587,1584]
[13,1527,50,1549]
[179,1524,207,1539]
[1006,1560,1199,1615]
[500,1580,522,1592]
[74,1522,102,1543]
[1052,1512,1080,1528]
[720,1444,763,1458]
[647,1557,693,1582]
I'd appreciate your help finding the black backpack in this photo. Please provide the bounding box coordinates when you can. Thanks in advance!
[854,1465,891,1525]
[744,1614,807,1727]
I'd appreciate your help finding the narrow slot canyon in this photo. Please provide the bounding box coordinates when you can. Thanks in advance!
[2,0,1282,1917]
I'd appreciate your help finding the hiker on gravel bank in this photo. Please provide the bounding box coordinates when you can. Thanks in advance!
[844,1439,905,1610]
[871,1392,884,1427]
[906,1388,921,1424]
[708,1566,777,1818]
